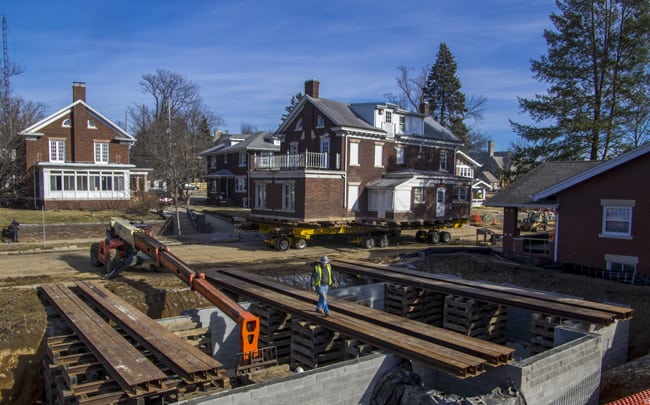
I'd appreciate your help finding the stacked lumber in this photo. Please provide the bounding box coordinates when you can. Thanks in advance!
[443,295,507,344]
[384,283,444,326]
[530,313,564,355]
[290,320,345,370]
[251,302,293,363]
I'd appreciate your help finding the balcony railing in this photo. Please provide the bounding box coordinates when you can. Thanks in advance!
[253,152,329,170]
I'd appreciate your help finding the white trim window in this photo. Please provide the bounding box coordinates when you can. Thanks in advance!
[62,119,71,127]
[87,120,97,129]
[94,142,109,164]
[396,147,405,165]
[235,176,247,193]
[281,182,295,212]
[457,165,473,178]
[605,254,638,273]
[453,187,468,201]
[254,182,267,209]
[349,141,359,166]
[49,139,65,162]
[316,115,325,128]
[600,200,634,238]
[374,143,383,167]
[295,118,303,131]
[347,183,360,211]
[414,187,424,204]
[238,152,247,167]
[440,151,448,171]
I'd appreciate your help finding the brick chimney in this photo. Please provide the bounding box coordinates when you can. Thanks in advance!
[72,82,86,102]
[419,102,430,116]
[304,79,319,98]
[488,140,494,157]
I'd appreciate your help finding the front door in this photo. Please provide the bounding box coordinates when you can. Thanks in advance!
[436,188,446,218]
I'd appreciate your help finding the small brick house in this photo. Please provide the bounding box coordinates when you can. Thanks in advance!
[248,80,471,225]
[487,142,650,278]
[19,82,145,209]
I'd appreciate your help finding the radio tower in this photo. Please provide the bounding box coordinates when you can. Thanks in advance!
[2,15,8,99]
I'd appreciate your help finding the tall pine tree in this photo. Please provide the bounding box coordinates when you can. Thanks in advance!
[424,43,469,143]
[511,0,650,167]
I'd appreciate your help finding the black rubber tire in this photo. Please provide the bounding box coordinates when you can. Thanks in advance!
[361,236,376,249]
[428,231,440,244]
[415,230,428,242]
[379,235,389,248]
[274,237,290,251]
[293,238,307,249]
[90,243,102,266]
[440,231,452,243]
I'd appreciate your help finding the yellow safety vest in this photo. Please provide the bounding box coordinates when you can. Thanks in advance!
[313,264,333,286]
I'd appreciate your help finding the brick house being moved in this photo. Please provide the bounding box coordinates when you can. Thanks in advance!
[248,80,471,231]
[19,82,148,210]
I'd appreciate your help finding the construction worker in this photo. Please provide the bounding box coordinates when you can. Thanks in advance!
[311,256,337,317]
[9,219,19,242]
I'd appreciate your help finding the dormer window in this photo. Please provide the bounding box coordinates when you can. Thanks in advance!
[62,119,71,127]
[295,118,303,131]
[316,115,324,128]
[87,120,97,129]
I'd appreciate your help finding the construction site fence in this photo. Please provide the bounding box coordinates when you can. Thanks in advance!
[564,263,650,286]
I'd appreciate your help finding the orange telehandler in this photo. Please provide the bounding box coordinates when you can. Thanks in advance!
[90,217,275,373]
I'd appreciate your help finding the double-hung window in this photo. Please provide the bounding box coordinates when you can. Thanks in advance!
[281,182,295,211]
[49,140,65,162]
[600,200,634,239]
[95,142,109,164]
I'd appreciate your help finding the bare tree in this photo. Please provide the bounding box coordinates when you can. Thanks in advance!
[384,66,428,111]
[128,69,222,235]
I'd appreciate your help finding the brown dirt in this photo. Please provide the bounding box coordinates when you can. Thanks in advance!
[0,226,647,404]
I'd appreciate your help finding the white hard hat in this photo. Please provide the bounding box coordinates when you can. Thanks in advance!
[320,256,329,263]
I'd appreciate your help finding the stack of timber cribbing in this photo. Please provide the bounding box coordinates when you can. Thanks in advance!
[250,302,293,363]
[331,259,633,325]
[530,313,565,355]
[443,295,507,344]
[40,282,229,404]
[167,321,212,355]
[384,283,444,325]
[211,270,514,376]
[290,319,346,369]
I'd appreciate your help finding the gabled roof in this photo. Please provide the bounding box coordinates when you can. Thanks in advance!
[472,179,493,191]
[199,132,280,156]
[19,99,134,142]
[486,160,601,208]
[532,142,650,200]
[456,150,482,167]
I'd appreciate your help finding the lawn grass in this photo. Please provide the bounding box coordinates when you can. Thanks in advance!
[0,207,161,227]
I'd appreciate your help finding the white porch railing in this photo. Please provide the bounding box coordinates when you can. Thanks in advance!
[253,152,329,170]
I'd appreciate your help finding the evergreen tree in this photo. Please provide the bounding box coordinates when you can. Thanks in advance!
[511,0,650,166]
[281,92,303,124]
[424,43,468,142]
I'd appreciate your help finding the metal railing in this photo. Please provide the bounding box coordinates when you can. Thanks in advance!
[253,152,329,170]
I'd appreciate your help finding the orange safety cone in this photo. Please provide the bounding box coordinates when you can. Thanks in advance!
[491,217,497,226]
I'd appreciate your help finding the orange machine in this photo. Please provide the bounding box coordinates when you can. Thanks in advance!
[90,218,265,369]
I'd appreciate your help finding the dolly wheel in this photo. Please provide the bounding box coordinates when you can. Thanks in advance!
[293,238,307,249]
[274,237,290,251]
[361,236,376,249]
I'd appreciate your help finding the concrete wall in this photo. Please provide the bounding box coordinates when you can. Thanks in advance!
[176,353,402,405]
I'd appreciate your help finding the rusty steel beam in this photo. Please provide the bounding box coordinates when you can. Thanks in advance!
[336,258,633,320]
[330,260,619,325]
[205,272,486,378]
[75,281,223,383]
[40,284,167,396]
[219,268,514,366]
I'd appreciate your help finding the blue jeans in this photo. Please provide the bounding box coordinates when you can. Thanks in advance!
[316,285,329,314]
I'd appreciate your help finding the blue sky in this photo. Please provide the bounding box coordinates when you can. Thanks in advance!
[4,0,557,151]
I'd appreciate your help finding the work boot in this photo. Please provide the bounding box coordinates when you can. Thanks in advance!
[324,312,330,317]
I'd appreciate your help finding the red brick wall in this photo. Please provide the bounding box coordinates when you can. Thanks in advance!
[304,177,345,220]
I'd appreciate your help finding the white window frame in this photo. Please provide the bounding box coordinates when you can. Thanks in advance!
[316,115,325,128]
[605,254,638,273]
[49,139,65,162]
[295,118,303,131]
[62,119,71,127]
[396,146,405,165]
[238,152,247,167]
[349,141,359,166]
[280,182,295,212]
[235,176,247,193]
[254,182,267,209]
[453,187,468,201]
[385,110,392,124]
[87,120,97,129]
[94,142,109,164]
[374,143,383,167]
[399,116,405,131]
[440,151,448,171]
[600,200,634,239]
[347,183,360,211]
[414,187,424,204]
